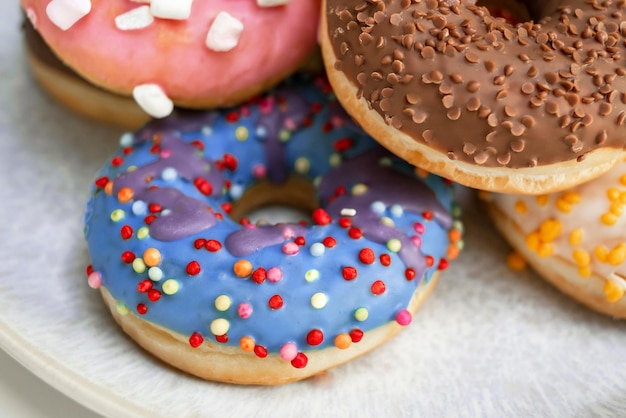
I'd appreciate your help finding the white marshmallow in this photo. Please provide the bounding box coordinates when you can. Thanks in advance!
[132,84,174,119]
[115,6,154,30]
[46,0,91,31]
[205,12,244,52]
[257,0,290,6]
[150,0,193,20]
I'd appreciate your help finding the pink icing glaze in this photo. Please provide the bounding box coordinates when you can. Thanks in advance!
[21,0,321,106]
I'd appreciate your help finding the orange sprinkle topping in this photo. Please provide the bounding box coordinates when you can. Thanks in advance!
[604,280,624,303]
[514,200,527,214]
[104,181,114,195]
[334,333,352,350]
[240,336,255,352]
[569,229,583,246]
[233,259,253,278]
[117,187,134,204]
[536,195,548,206]
[506,252,526,271]
[143,248,161,267]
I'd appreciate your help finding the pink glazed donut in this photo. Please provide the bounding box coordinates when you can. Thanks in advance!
[21,0,321,120]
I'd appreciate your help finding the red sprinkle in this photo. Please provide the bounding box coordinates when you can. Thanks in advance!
[251,267,267,284]
[291,353,308,369]
[342,266,358,281]
[334,137,354,152]
[221,202,232,215]
[137,279,153,293]
[350,329,364,343]
[215,334,229,344]
[438,258,449,270]
[371,280,386,295]
[144,214,157,225]
[422,211,434,221]
[121,251,136,264]
[405,268,416,281]
[85,265,94,276]
[359,248,375,264]
[312,208,331,225]
[122,146,133,155]
[306,329,324,346]
[425,256,434,268]
[120,225,133,240]
[205,239,222,252]
[223,153,238,171]
[111,156,124,167]
[136,303,148,315]
[294,236,306,246]
[338,217,352,228]
[194,178,213,196]
[186,261,201,276]
[194,238,207,249]
[191,140,204,151]
[348,227,363,239]
[380,254,391,266]
[323,237,337,248]
[225,111,239,123]
[254,345,268,358]
[239,217,250,226]
[148,203,162,213]
[189,332,204,348]
[94,176,109,188]
[268,295,284,310]
[148,289,161,302]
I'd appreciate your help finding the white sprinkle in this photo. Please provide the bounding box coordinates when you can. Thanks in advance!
[309,242,325,257]
[148,267,163,282]
[115,6,154,30]
[150,0,193,20]
[161,209,172,216]
[131,201,147,215]
[161,167,178,182]
[132,84,174,119]
[371,201,386,214]
[119,132,134,146]
[390,204,404,217]
[206,12,244,52]
[46,0,91,31]
[229,184,244,200]
[340,208,357,217]
[257,0,290,6]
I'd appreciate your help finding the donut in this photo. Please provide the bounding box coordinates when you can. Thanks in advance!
[83,74,463,385]
[320,0,626,194]
[21,0,321,121]
[481,159,626,318]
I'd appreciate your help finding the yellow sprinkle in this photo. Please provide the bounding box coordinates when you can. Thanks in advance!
[569,228,583,246]
[607,188,621,202]
[233,260,253,278]
[387,238,402,253]
[536,195,548,206]
[210,318,230,336]
[143,248,161,267]
[607,243,626,266]
[525,232,540,252]
[537,242,554,257]
[601,212,618,226]
[132,258,146,274]
[215,295,232,311]
[352,183,368,196]
[506,252,527,271]
[116,302,130,316]
[514,200,527,214]
[572,249,590,267]
[310,292,328,309]
[555,200,571,213]
[539,219,562,242]
[604,280,624,303]
[578,266,592,278]
[305,269,320,282]
[162,279,180,295]
[354,307,369,322]
[294,157,310,174]
[595,245,609,263]
[137,226,150,240]
[380,217,395,227]
[562,192,581,204]
[240,336,255,352]
[235,126,249,141]
[334,334,352,350]
[110,209,125,222]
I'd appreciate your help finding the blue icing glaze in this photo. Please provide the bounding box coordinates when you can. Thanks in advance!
[84,74,462,366]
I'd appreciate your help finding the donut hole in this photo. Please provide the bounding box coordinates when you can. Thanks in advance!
[229,176,318,225]
[475,0,532,24]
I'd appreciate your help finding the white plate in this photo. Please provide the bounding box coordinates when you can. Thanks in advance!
[2,5,626,417]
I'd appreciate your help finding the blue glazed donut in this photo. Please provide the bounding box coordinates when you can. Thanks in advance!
[84,74,463,385]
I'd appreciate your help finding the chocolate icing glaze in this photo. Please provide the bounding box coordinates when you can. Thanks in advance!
[326,0,626,168]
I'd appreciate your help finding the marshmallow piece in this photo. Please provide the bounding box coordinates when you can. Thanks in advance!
[205,12,244,52]
[132,84,174,119]
[115,6,154,30]
[46,0,91,31]
[257,0,290,6]
[150,0,193,20]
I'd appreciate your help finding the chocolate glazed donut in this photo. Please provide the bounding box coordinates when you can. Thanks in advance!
[320,0,626,194]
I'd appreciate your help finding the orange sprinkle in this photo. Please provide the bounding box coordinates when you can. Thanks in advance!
[448,229,462,243]
[601,212,618,226]
[555,200,572,213]
[607,243,626,266]
[446,244,460,260]
[595,245,609,263]
[604,280,624,303]
[233,259,253,278]
[415,168,429,178]
[240,336,255,352]
[607,188,621,202]
[334,333,352,350]
[610,202,623,216]
[143,248,161,267]
[506,252,527,271]
[572,249,590,267]
[539,219,561,242]
[536,195,548,206]
[537,242,554,257]
[561,192,581,204]
[514,200,527,214]
[117,187,134,204]
[104,181,114,195]
[525,232,540,252]
[619,174,626,186]
[578,266,592,278]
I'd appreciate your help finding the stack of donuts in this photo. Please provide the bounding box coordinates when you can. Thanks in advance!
[21,0,626,384]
